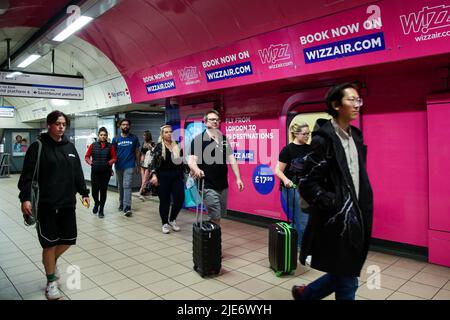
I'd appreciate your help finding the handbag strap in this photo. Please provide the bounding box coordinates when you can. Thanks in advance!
[32,139,42,184]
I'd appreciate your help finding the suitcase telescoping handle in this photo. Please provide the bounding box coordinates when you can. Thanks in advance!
[196,177,205,226]
[286,183,296,225]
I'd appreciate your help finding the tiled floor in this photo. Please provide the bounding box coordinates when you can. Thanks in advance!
[1,174,450,300]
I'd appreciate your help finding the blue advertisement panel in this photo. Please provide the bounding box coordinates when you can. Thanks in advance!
[205,61,253,82]
[146,79,176,94]
[303,32,386,64]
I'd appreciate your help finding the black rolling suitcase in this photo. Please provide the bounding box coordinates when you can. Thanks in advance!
[192,178,222,277]
[269,186,298,277]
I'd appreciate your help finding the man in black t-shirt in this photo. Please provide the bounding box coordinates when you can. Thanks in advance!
[188,110,244,225]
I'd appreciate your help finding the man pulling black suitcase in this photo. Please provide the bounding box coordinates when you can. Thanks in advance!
[193,177,222,277]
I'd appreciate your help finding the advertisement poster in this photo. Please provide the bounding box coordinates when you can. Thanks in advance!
[0,106,14,118]
[223,115,281,219]
[12,132,29,157]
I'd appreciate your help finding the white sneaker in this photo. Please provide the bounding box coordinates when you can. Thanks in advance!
[305,255,312,266]
[45,281,62,300]
[162,224,170,234]
[169,220,180,232]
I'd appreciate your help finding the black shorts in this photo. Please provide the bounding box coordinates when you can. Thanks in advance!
[36,207,77,249]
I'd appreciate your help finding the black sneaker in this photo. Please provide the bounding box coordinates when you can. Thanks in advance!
[123,207,132,217]
[93,204,99,214]
[98,210,104,219]
[118,205,123,212]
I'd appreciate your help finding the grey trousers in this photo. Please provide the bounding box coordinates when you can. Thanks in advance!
[116,168,134,209]
[203,188,228,221]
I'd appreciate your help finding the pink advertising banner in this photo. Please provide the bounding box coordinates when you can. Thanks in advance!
[126,0,450,103]
[223,116,281,219]
[178,103,284,220]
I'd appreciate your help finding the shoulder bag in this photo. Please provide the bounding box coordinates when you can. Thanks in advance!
[25,139,42,226]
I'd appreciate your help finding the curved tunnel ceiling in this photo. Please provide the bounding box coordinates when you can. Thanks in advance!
[0,0,70,28]
[7,36,123,110]
[0,0,72,64]
[79,0,375,78]
[2,0,377,119]
[0,0,131,119]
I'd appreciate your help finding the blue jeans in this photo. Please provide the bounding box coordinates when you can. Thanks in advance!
[302,273,359,300]
[281,186,309,247]
[116,168,134,209]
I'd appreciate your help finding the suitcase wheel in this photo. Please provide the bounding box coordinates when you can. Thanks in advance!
[193,265,198,271]
[214,270,220,275]
[275,271,283,277]
[290,270,295,275]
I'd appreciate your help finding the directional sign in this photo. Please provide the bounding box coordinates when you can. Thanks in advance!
[0,71,84,100]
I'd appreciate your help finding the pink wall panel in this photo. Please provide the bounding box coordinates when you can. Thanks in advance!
[360,58,445,247]
[427,101,450,232]
[364,111,429,247]
[428,230,450,267]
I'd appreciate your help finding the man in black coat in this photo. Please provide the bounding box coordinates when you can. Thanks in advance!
[292,83,373,300]
[18,111,90,300]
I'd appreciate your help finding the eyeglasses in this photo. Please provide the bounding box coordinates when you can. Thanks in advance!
[345,97,363,107]
[207,118,220,122]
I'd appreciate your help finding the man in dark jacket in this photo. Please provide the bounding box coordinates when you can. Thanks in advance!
[292,83,373,300]
[18,110,90,300]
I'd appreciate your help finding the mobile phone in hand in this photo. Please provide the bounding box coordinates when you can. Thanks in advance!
[80,197,89,208]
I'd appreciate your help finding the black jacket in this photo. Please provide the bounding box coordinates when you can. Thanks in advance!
[149,142,185,174]
[299,119,373,277]
[18,133,89,210]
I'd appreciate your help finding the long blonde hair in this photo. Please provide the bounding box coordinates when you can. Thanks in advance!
[159,125,181,160]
